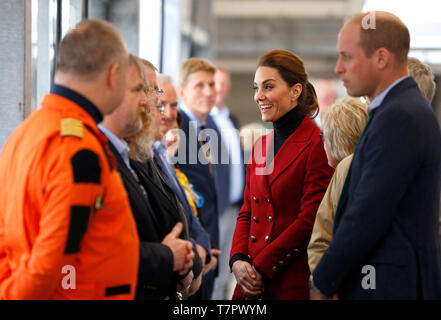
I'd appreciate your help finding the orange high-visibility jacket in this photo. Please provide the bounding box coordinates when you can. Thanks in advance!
[0,93,139,299]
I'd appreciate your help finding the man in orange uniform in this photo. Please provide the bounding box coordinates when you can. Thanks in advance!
[0,19,140,299]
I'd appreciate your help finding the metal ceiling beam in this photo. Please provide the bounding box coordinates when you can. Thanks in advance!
[213,0,348,19]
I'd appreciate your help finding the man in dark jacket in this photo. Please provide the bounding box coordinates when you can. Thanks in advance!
[100,54,197,300]
[311,11,441,300]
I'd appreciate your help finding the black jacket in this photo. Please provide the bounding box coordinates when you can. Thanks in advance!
[108,143,179,300]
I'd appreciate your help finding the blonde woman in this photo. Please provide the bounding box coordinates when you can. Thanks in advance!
[307,97,368,273]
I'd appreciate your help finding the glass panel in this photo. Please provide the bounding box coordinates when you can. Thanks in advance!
[31,0,57,111]
[139,0,162,69]
[162,0,181,79]
[61,0,83,38]
[139,0,182,80]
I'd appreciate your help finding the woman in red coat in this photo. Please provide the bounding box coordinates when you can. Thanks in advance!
[230,49,334,300]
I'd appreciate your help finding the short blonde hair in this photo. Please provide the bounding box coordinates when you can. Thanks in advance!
[178,58,216,87]
[321,97,368,162]
[407,57,436,102]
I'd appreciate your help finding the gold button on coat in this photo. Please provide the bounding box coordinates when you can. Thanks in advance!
[265,235,269,242]
[251,236,256,242]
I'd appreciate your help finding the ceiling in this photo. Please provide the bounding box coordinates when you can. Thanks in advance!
[212,0,365,78]
[211,0,441,77]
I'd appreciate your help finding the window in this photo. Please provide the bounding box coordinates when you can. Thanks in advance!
[30,0,86,113]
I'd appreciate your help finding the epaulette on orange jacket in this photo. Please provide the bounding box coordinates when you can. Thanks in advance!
[0,93,139,299]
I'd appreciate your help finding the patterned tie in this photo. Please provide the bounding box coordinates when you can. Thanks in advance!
[199,125,213,176]
[333,108,378,230]
[154,144,182,194]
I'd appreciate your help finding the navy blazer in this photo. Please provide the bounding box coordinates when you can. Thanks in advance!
[207,115,231,217]
[152,148,212,260]
[176,111,230,248]
[107,142,176,300]
[313,77,441,299]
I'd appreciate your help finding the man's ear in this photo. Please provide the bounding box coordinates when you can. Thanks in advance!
[375,48,391,70]
[178,85,185,99]
[107,62,120,89]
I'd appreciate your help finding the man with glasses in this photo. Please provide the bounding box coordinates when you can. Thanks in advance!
[100,55,197,300]
[154,74,218,296]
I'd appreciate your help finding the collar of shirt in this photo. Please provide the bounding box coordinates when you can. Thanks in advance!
[154,138,176,164]
[179,104,206,130]
[369,76,410,111]
[153,139,166,151]
[98,124,131,169]
[51,84,103,123]
[210,105,230,119]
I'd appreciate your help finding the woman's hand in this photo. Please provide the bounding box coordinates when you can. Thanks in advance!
[232,260,264,297]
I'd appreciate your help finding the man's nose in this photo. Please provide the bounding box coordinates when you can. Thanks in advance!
[140,90,149,106]
[335,57,344,74]
[204,85,214,96]
[163,104,173,119]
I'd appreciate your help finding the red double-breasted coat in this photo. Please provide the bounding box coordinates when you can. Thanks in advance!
[230,115,334,300]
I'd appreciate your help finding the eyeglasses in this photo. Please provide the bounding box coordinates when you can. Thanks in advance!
[144,87,163,97]
[154,88,163,97]
[156,104,165,114]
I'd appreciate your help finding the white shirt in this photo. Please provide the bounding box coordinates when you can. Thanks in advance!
[98,124,132,170]
[369,76,410,112]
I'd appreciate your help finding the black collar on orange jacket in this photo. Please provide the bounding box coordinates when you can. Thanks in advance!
[51,84,103,123]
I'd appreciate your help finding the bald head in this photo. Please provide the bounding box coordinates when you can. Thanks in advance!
[335,11,410,100]
[57,19,128,80]
[346,11,410,66]
[157,74,179,140]
[215,67,231,107]
[54,20,130,115]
